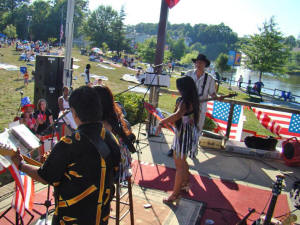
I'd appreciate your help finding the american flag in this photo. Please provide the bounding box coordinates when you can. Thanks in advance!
[252,107,300,139]
[11,170,34,218]
[206,101,244,140]
[165,0,180,8]
[0,151,34,218]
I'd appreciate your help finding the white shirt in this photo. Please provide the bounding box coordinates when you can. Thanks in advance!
[185,70,216,132]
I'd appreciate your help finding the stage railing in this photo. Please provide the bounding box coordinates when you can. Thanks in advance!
[159,88,300,139]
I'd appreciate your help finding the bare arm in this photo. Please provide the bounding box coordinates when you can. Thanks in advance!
[58,97,64,111]
[49,115,53,125]
[155,102,187,135]
[20,164,48,184]
[160,102,186,125]
[11,149,48,184]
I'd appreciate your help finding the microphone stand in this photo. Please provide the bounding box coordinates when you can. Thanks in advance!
[114,79,145,97]
[14,91,23,120]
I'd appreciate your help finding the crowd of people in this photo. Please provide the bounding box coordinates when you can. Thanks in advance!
[9,52,227,224]
[18,97,54,137]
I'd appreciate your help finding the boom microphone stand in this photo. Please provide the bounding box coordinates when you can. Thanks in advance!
[14,91,24,121]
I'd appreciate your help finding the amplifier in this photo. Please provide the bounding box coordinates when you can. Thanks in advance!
[144,73,170,87]
[282,137,300,167]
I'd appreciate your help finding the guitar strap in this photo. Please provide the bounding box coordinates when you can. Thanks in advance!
[199,72,208,97]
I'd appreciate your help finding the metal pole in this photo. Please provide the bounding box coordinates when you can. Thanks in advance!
[148,0,169,134]
[63,0,75,87]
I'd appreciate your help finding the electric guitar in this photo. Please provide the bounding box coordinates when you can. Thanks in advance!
[0,143,42,167]
[252,175,287,225]
[237,208,255,225]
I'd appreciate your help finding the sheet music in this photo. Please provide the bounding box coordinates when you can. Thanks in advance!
[0,129,31,168]
[10,124,41,150]
[144,74,170,87]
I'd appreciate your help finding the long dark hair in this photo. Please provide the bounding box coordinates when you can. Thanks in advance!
[175,76,200,129]
[94,85,136,152]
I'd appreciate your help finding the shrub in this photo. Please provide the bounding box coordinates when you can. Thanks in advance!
[115,93,147,126]
[203,117,216,131]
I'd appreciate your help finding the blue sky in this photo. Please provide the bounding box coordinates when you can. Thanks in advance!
[89,0,300,38]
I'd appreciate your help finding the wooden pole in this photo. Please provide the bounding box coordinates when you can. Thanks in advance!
[148,0,169,134]
[225,103,235,139]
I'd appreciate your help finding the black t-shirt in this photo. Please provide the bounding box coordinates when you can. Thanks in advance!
[34,109,52,135]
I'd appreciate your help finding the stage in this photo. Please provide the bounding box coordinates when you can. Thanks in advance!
[0,123,299,224]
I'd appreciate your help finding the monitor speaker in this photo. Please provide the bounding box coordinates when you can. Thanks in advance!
[34,55,67,119]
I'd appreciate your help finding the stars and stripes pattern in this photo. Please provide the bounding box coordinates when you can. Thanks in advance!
[252,107,300,139]
[11,170,34,218]
[206,101,244,140]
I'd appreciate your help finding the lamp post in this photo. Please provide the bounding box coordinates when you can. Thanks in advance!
[27,16,32,40]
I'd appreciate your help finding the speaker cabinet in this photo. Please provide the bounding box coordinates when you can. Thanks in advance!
[34,55,65,119]
[282,137,300,167]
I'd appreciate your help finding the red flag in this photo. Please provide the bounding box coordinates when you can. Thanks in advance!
[165,0,180,8]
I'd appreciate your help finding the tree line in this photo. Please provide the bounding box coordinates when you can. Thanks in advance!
[1,0,300,76]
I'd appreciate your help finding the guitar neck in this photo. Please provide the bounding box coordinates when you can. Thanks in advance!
[199,94,237,103]
[0,148,42,167]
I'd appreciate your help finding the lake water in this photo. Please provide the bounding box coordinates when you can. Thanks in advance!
[221,67,300,101]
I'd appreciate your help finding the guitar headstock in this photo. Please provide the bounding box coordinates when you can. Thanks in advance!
[0,142,14,151]
[0,142,16,157]
[272,175,285,196]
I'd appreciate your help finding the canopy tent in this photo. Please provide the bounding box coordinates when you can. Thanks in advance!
[0,33,6,37]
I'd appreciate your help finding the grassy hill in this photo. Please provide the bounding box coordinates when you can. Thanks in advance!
[0,45,273,134]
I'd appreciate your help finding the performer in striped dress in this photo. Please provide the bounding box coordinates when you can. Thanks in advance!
[156,76,200,205]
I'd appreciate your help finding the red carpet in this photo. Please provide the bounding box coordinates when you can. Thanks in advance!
[131,160,290,225]
[0,186,55,225]
[0,161,290,225]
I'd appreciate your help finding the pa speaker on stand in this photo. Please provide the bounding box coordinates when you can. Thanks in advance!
[34,55,73,119]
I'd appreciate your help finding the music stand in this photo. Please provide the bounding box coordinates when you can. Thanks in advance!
[14,91,24,121]
[134,65,170,154]
[0,206,34,225]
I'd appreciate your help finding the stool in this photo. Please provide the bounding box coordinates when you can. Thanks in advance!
[110,176,134,225]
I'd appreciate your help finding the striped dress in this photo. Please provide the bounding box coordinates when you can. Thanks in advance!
[174,111,200,159]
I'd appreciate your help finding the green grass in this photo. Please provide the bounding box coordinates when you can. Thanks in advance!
[0,45,275,186]
[0,45,273,137]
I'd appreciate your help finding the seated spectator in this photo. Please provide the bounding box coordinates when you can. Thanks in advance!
[20,99,36,133]
[58,86,77,132]
[252,81,264,95]
[34,99,53,136]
